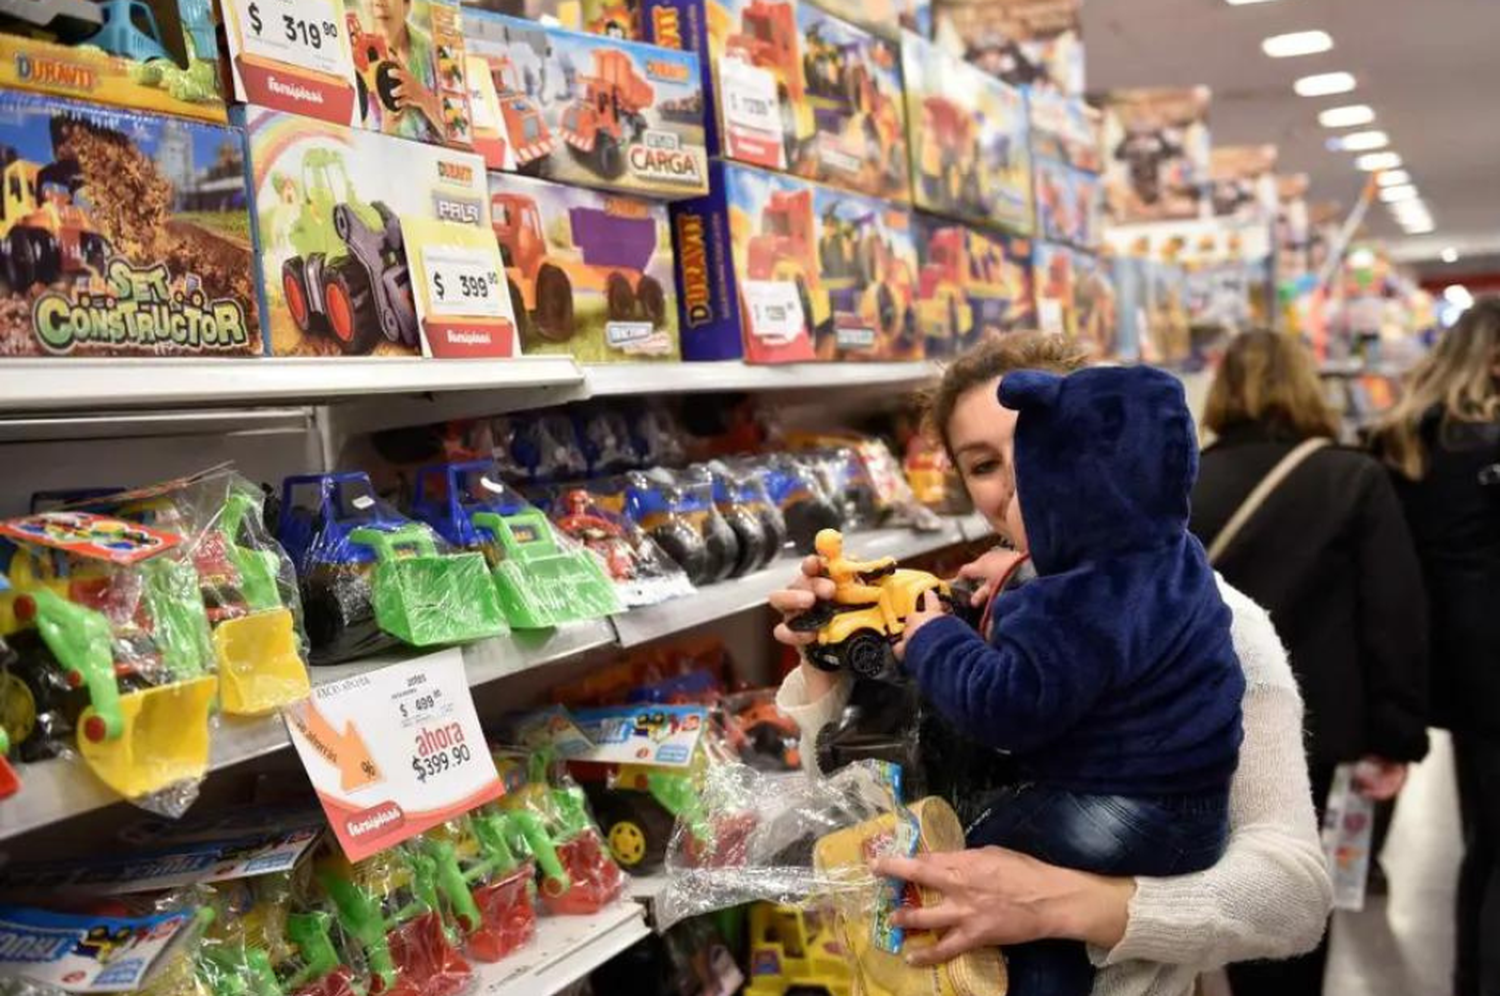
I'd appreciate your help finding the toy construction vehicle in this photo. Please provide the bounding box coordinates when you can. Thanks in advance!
[723,0,813,169]
[915,226,1018,349]
[346,11,405,121]
[917,96,983,213]
[420,814,541,963]
[743,903,852,996]
[280,149,417,355]
[275,473,507,665]
[490,193,666,343]
[818,204,915,357]
[788,529,949,680]
[744,189,828,344]
[0,542,216,799]
[411,460,620,629]
[195,874,360,996]
[0,149,110,291]
[560,47,652,179]
[484,51,554,173]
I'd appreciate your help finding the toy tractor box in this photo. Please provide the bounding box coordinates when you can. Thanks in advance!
[1034,156,1101,250]
[487,171,680,360]
[911,213,1033,357]
[901,32,1033,235]
[0,91,261,358]
[0,0,225,122]
[242,105,518,358]
[670,160,922,364]
[463,10,709,199]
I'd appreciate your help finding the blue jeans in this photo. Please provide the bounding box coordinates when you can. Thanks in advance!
[966,783,1231,996]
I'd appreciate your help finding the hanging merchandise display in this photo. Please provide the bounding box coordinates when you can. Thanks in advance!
[1100,86,1212,225]
[241,105,517,359]
[1210,145,1279,226]
[911,216,1034,356]
[931,0,1084,96]
[901,32,1033,235]
[0,91,261,359]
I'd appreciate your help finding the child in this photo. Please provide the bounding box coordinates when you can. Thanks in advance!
[896,365,1244,996]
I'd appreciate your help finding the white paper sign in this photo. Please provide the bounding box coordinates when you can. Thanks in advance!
[421,245,507,320]
[228,0,349,78]
[742,279,806,344]
[719,58,785,170]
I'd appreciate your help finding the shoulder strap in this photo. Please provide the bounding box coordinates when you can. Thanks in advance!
[1207,438,1332,565]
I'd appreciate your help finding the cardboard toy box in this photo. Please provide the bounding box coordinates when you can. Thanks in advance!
[464,10,709,199]
[1100,86,1211,225]
[488,171,680,360]
[670,160,921,364]
[1033,239,1078,337]
[902,33,1031,234]
[912,213,1033,357]
[0,91,260,358]
[0,0,225,122]
[931,0,1084,96]
[1034,156,1100,250]
[1028,90,1101,172]
[242,105,516,358]
[463,0,645,38]
[810,0,931,41]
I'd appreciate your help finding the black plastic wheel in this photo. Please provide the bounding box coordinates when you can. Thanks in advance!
[533,264,574,342]
[507,276,530,341]
[636,275,666,327]
[591,793,675,871]
[722,507,765,578]
[651,521,709,584]
[597,136,623,179]
[839,629,894,680]
[701,513,739,583]
[605,271,634,321]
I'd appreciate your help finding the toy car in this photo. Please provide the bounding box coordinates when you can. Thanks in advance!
[742,903,853,996]
[275,473,507,665]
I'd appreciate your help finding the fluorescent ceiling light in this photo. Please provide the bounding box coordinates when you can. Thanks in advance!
[1441,248,1459,263]
[1349,248,1376,269]
[1444,285,1473,308]
[1379,184,1419,203]
[1295,72,1356,96]
[1319,104,1375,128]
[1330,130,1388,152]
[1356,151,1402,171]
[1376,169,1411,187]
[1263,31,1333,57]
[1391,199,1430,218]
[1226,0,1281,5]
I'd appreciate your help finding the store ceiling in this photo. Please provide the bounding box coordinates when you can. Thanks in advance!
[1081,0,1500,264]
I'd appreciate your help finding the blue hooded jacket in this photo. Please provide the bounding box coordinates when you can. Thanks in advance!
[903,366,1244,796]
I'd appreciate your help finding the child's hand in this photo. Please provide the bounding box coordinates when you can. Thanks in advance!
[956,547,1029,608]
[895,589,949,661]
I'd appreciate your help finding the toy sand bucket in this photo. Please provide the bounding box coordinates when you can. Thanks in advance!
[473,511,621,629]
[351,526,508,647]
[813,797,1007,996]
[77,674,217,800]
[213,607,311,715]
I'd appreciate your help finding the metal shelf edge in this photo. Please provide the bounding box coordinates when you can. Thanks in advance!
[477,901,650,996]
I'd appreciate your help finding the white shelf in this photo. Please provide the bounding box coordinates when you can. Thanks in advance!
[477,902,650,996]
[586,360,941,396]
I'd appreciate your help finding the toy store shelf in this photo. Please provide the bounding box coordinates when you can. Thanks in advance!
[585,360,943,396]
[610,517,973,649]
[476,901,651,996]
[0,620,617,841]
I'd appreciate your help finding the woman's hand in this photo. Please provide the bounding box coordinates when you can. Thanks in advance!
[872,847,1135,966]
[956,546,1028,608]
[1354,756,1408,801]
[768,555,834,649]
[894,589,949,660]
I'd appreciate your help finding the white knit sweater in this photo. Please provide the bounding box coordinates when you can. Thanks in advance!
[776,579,1333,996]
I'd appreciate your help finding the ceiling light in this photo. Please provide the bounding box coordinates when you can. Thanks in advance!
[1328,130,1389,152]
[1379,184,1419,203]
[1318,104,1375,128]
[1226,0,1281,5]
[1403,220,1436,234]
[1263,31,1333,58]
[1441,248,1460,263]
[1294,72,1356,96]
[1392,200,1430,220]
[1349,248,1376,269]
[1355,151,1402,171]
[1444,285,1474,309]
[1376,169,1411,187]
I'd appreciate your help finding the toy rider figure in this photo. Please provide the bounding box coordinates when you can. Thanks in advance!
[814,529,898,631]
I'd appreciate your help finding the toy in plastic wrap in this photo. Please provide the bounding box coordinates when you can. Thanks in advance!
[345,0,474,148]
[489,172,679,360]
[786,529,950,680]
[912,215,1034,356]
[932,0,1084,96]
[575,405,643,476]
[608,468,738,585]
[696,462,785,577]
[738,455,842,555]
[743,903,852,996]
[0,519,218,806]
[902,33,1032,234]
[902,435,953,510]
[0,637,19,797]
[1100,86,1212,225]
[410,460,622,628]
[0,91,261,358]
[796,447,878,531]
[548,487,695,607]
[724,689,799,771]
[0,0,225,120]
[275,473,508,665]
[492,410,589,485]
[465,10,709,198]
[316,847,474,996]
[419,814,539,962]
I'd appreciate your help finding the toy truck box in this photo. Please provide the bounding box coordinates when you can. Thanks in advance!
[1028,89,1101,172]
[1034,155,1101,250]
[902,32,1032,234]
[1100,86,1212,225]
[242,105,517,358]
[670,159,921,364]
[1032,238,1075,337]
[912,212,1033,357]
[489,171,680,360]
[0,90,261,358]
[931,0,1084,96]
[1072,247,1117,359]
[0,0,224,122]
[463,0,646,39]
[806,0,930,41]
[464,10,709,199]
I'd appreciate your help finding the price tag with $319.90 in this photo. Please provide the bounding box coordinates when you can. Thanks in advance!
[229,0,349,79]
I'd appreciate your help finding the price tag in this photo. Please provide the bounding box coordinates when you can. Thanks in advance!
[421,245,507,319]
[719,58,785,169]
[285,649,502,862]
[741,279,806,344]
[228,0,349,78]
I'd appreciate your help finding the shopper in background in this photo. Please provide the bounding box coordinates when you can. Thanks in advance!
[1189,329,1429,996]
[772,333,1331,996]
[1374,297,1500,996]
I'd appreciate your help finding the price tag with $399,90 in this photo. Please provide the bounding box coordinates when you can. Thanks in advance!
[284,648,503,861]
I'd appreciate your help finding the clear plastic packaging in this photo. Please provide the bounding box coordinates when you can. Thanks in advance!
[410,461,622,629]
[544,487,694,608]
[491,413,589,486]
[694,463,787,578]
[273,473,509,665]
[723,689,801,772]
[628,402,688,470]
[573,405,642,477]
[615,470,740,586]
[418,816,539,963]
[733,456,845,556]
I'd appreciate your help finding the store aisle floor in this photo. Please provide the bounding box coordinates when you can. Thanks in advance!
[1325,732,1461,996]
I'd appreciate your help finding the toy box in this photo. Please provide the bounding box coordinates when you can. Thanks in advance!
[1211,144,1279,225]
[1032,239,1074,337]
[912,213,1033,356]
[465,0,645,38]
[1034,156,1100,250]
[1072,248,1117,359]
[0,91,261,358]
[1100,86,1211,224]
[0,0,224,122]
[670,160,921,364]
[1028,89,1101,172]
[932,0,1083,95]
[242,105,517,358]
[902,32,1032,234]
[488,171,680,360]
[464,10,709,198]
[808,0,931,40]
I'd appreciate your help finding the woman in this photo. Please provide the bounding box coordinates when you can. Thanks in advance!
[1190,329,1429,995]
[772,332,1332,995]
[1374,298,1500,996]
